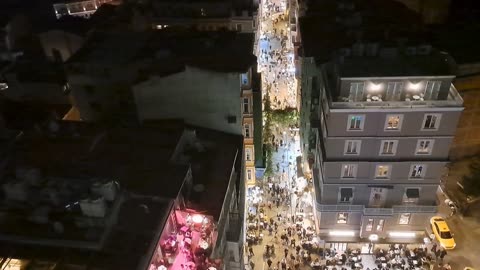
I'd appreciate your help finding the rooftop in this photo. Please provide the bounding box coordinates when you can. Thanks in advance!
[338,51,453,77]
[299,0,423,63]
[67,30,256,75]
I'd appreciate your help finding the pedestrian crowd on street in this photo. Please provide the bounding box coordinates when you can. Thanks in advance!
[259,0,297,109]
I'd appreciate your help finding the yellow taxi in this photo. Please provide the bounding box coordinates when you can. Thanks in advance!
[430,216,456,249]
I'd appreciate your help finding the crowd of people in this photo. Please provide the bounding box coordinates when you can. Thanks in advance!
[258,0,297,109]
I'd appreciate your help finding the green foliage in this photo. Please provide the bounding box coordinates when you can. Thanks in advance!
[271,107,298,127]
[462,159,480,197]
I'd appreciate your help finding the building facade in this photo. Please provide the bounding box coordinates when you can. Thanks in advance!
[53,0,117,19]
[303,50,463,245]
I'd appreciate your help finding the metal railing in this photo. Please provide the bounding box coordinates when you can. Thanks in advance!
[315,204,437,215]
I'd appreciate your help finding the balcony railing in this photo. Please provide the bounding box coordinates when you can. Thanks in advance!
[330,84,463,109]
[364,208,393,216]
[316,204,437,215]
[393,205,437,213]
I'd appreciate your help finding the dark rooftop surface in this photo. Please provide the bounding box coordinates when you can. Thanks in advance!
[299,0,423,63]
[14,121,188,198]
[338,51,453,77]
[67,30,256,75]
[0,121,242,269]
[0,97,71,130]
[186,126,242,220]
[429,24,480,64]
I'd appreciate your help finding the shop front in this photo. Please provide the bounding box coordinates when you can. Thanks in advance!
[148,210,222,270]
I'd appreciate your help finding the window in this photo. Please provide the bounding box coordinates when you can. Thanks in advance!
[379,140,398,155]
[422,114,441,130]
[344,140,361,155]
[410,164,426,179]
[341,164,357,178]
[247,169,252,181]
[241,73,249,86]
[245,148,252,161]
[399,213,411,225]
[416,139,434,155]
[424,81,441,100]
[365,218,374,232]
[243,97,250,113]
[244,124,251,138]
[337,212,348,224]
[347,115,365,131]
[384,114,403,131]
[403,188,420,204]
[339,188,353,203]
[376,219,385,231]
[386,82,403,101]
[349,82,365,101]
[375,165,391,179]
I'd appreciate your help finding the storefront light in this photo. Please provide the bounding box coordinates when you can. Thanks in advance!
[329,230,355,236]
[368,234,379,241]
[192,214,204,223]
[389,232,416,238]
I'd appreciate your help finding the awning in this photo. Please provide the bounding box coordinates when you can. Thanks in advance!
[406,189,420,199]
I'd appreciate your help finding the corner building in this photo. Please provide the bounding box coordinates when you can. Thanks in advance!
[308,50,463,245]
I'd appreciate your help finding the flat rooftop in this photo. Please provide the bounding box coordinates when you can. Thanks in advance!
[338,51,452,77]
[299,0,423,63]
[67,30,256,75]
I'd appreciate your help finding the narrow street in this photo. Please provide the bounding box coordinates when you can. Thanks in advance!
[244,0,320,269]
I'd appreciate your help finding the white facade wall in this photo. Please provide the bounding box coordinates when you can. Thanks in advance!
[133,66,243,135]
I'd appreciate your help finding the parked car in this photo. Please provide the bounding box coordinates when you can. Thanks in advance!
[430,216,456,249]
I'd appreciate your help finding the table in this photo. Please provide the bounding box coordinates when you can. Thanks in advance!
[199,240,209,249]
[371,96,379,101]
[412,95,420,100]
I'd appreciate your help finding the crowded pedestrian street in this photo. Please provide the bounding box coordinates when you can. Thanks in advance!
[257,0,297,109]
[245,0,321,268]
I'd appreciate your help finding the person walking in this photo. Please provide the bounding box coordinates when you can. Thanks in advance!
[267,258,273,269]
[249,246,254,256]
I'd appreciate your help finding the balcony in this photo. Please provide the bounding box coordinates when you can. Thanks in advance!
[330,84,463,110]
[364,208,393,216]
[316,204,437,215]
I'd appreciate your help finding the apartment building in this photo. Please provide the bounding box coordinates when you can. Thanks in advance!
[303,47,463,245]
[53,0,118,19]
[0,120,246,270]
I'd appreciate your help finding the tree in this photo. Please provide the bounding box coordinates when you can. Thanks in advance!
[271,107,298,127]
[462,159,480,197]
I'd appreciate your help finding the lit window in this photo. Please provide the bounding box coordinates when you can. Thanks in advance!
[416,139,434,155]
[385,114,403,130]
[422,114,441,130]
[244,124,251,138]
[245,148,252,161]
[399,213,411,225]
[243,97,250,113]
[410,164,426,179]
[341,164,357,178]
[247,169,252,181]
[380,140,398,155]
[376,219,385,231]
[375,165,391,179]
[344,140,361,155]
[337,212,348,224]
[347,115,365,131]
[365,218,374,231]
